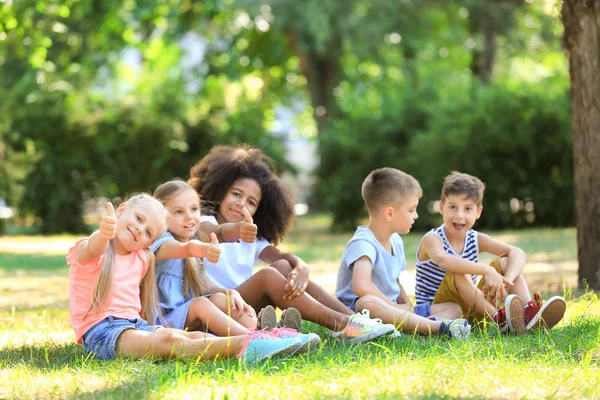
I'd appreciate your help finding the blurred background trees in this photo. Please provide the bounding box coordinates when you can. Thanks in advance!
[0,0,573,234]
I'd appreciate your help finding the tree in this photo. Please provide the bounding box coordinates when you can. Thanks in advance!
[562,0,600,291]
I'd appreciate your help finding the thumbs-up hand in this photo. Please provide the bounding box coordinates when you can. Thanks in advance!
[239,207,257,243]
[99,202,117,240]
[206,232,221,263]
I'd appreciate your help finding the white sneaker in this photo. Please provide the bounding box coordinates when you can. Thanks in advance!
[330,309,396,344]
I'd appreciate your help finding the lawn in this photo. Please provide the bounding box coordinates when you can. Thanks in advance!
[0,214,598,399]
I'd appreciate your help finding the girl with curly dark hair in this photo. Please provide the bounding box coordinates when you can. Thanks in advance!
[188,144,395,342]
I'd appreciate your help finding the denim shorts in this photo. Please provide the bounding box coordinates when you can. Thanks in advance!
[82,316,159,360]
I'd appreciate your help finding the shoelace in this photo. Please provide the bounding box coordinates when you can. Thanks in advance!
[352,309,384,326]
[270,327,300,337]
[526,292,542,309]
[237,329,278,359]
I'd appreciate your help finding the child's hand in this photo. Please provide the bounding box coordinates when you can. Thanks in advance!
[226,290,256,317]
[238,207,258,243]
[99,202,117,240]
[206,233,221,263]
[283,262,310,300]
[483,267,512,304]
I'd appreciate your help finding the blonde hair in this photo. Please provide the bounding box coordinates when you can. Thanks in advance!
[153,180,206,298]
[441,171,486,206]
[361,168,422,212]
[88,193,167,324]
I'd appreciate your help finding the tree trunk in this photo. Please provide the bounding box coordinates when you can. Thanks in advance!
[286,31,342,137]
[562,0,600,291]
[468,0,499,84]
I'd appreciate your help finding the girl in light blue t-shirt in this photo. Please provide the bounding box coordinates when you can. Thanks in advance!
[152,180,258,335]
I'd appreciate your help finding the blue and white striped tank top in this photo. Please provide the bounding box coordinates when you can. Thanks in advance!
[415,224,479,304]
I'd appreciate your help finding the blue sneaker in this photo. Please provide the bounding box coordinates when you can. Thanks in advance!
[238,331,302,365]
[271,327,321,355]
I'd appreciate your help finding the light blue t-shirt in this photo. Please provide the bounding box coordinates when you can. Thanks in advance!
[150,232,195,327]
[335,226,406,308]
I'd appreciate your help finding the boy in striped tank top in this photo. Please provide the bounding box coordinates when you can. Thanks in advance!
[415,172,566,334]
[336,168,471,340]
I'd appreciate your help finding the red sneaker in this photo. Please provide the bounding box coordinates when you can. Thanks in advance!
[493,294,526,335]
[524,293,566,331]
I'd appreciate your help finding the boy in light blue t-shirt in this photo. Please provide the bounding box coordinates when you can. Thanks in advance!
[335,168,471,339]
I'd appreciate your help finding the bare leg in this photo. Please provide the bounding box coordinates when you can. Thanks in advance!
[430,302,462,320]
[185,295,250,337]
[355,296,443,335]
[499,257,532,303]
[209,292,258,330]
[271,260,352,315]
[116,327,247,360]
[454,273,496,316]
[236,267,349,331]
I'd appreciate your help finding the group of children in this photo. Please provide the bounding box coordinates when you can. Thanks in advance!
[67,144,567,364]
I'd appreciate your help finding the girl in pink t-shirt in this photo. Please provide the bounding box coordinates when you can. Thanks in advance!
[67,193,303,363]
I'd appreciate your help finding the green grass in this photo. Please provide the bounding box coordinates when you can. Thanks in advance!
[0,214,597,399]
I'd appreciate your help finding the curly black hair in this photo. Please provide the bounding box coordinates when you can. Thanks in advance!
[188,144,295,245]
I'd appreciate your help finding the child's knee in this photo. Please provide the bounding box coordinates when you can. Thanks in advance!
[355,295,388,313]
[497,256,509,273]
[209,292,227,306]
[189,296,211,317]
[255,266,286,283]
[270,259,293,275]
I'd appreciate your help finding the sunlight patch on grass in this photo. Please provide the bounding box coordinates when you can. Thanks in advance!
[0,275,69,310]
[0,236,81,255]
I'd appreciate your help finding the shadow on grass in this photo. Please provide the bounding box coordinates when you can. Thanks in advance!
[0,252,67,273]
[1,342,86,370]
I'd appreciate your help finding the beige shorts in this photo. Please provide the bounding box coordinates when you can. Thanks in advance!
[432,255,505,324]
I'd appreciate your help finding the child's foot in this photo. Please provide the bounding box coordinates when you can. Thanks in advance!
[330,309,396,344]
[497,294,527,335]
[388,330,402,339]
[524,293,566,332]
[278,307,303,331]
[493,294,527,335]
[439,318,471,340]
[271,327,321,355]
[237,330,302,365]
[257,305,278,331]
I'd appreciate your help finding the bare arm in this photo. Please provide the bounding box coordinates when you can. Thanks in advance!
[421,232,511,302]
[199,207,257,243]
[396,280,412,305]
[260,245,309,299]
[478,232,527,284]
[77,202,116,264]
[352,256,398,306]
[155,234,221,263]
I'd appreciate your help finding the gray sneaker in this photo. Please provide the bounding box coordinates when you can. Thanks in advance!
[330,309,396,344]
[439,318,471,340]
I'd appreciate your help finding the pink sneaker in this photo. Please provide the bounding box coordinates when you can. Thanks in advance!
[524,293,566,332]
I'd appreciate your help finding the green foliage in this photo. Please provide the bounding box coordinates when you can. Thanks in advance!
[0,0,573,233]
[410,80,573,230]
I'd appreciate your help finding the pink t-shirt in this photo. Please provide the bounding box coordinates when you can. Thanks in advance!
[67,239,149,343]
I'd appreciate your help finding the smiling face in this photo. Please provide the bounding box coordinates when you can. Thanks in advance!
[164,188,201,242]
[217,178,262,223]
[439,194,482,238]
[114,202,166,254]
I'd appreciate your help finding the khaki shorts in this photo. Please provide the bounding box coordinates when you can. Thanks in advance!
[432,255,505,324]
